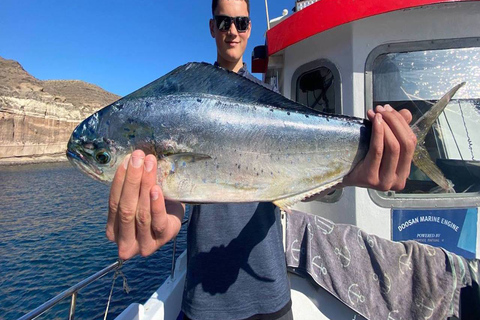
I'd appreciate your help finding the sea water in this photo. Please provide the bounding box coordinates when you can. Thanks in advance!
[0,162,187,319]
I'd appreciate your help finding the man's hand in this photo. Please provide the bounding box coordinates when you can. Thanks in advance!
[106,150,185,260]
[342,105,417,191]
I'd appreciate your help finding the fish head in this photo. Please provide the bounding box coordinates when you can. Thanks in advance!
[66,113,123,183]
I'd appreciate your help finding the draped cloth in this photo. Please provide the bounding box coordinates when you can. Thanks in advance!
[285,210,480,319]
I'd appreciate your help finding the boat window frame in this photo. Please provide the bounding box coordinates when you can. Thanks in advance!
[291,59,343,115]
[365,37,480,208]
[291,59,344,203]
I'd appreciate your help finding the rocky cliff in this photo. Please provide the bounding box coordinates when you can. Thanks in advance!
[0,57,120,164]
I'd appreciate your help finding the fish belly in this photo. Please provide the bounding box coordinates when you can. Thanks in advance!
[156,97,367,203]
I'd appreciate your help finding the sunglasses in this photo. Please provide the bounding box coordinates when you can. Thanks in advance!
[213,15,250,33]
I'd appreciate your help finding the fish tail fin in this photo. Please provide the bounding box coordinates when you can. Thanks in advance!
[410,82,465,192]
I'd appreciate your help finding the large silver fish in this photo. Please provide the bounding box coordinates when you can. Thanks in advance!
[66,63,461,210]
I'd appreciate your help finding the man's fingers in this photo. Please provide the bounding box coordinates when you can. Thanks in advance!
[151,188,185,251]
[165,200,186,232]
[362,112,385,184]
[377,118,400,189]
[382,106,416,189]
[150,185,168,240]
[384,105,414,138]
[106,154,130,242]
[116,150,145,259]
[346,106,415,191]
[367,109,376,121]
[398,108,413,124]
[136,154,159,256]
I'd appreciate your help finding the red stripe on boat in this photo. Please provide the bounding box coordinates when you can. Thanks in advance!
[266,0,477,56]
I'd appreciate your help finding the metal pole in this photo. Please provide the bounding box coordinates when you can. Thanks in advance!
[265,0,271,30]
[68,292,77,320]
[170,218,189,280]
[171,236,177,279]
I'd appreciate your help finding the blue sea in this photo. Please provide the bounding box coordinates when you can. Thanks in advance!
[0,162,187,319]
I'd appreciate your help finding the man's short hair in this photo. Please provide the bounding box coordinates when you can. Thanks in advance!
[212,0,250,16]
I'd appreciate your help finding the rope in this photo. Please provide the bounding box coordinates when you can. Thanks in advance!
[458,100,475,160]
[442,107,464,160]
[104,260,129,320]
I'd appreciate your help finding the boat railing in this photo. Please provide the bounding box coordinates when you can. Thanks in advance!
[17,218,190,320]
[17,260,123,320]
[171,213,190,279]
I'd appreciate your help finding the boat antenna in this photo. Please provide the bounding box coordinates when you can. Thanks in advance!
[265,0,271,30]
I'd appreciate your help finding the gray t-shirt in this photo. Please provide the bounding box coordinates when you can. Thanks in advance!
[182,203,290,320]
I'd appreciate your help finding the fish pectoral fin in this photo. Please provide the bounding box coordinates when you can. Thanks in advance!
[413,145,455,192]
[158,153,212,178]
[273,179,343,212]
[166,152,212,163]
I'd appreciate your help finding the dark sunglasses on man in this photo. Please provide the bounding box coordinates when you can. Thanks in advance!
[213,15,250,33]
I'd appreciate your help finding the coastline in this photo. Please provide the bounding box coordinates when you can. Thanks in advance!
[0,154,68,166]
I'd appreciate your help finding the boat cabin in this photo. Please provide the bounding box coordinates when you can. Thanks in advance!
[255,0,480,242]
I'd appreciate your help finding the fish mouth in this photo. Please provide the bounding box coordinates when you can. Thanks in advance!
[66,148,104,181]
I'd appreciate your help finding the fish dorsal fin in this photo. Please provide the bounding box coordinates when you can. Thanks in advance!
[123,62,319,115]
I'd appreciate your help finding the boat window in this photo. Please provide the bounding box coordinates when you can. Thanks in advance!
[296,67,336,113]
[292,59,342,115]
[371,46,480,198]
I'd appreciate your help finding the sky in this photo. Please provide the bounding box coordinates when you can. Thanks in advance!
[0,0,294,96]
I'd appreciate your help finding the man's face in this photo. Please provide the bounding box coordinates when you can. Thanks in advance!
[210,0,251,66]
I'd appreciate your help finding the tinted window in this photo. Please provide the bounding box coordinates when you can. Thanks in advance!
[296,67,336,114]
[373,47,480,194]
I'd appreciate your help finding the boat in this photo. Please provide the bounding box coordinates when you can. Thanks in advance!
[19,0,480,319]
[114,0,480,318]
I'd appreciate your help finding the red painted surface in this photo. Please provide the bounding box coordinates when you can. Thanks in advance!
[252,55,269,73]
[266,0,477,55]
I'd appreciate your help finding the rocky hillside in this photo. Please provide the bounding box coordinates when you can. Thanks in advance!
[0,57,120,164]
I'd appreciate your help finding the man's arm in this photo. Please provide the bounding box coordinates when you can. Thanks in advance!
[106,150,185,260]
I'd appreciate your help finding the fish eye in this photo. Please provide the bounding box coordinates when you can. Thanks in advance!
[94,149,111,164]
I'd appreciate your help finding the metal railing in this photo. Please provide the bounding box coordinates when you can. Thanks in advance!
[17,260,123,320]
[171,218,190,279]
[17,216,190,320]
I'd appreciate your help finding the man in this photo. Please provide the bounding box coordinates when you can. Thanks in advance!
[106,0,417,319]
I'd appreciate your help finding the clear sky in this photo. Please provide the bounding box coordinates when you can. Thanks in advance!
[0,0,294,96]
